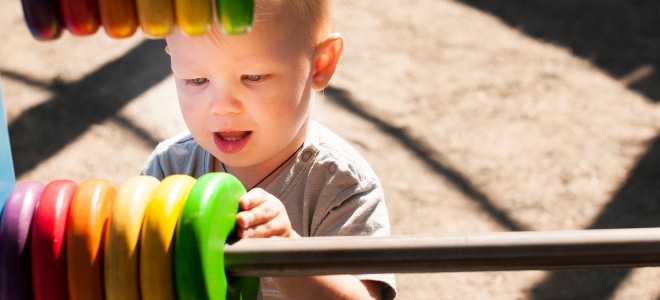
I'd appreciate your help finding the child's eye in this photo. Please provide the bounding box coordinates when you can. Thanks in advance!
[241,74,266,83]
[186,78,209,86]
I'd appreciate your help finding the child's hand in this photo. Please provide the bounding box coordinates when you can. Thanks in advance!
[235,188,298,239]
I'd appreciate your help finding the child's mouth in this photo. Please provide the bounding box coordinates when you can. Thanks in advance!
[214,131,252,154]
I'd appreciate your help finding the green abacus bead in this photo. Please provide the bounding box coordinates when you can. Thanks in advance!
[217,0,254,34]
[174,172,247,300]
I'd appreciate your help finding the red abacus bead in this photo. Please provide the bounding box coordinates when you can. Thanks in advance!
[31,180,77,300]
[59,0,100,35]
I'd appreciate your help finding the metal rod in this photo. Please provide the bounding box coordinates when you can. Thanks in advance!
[224,227,660,277]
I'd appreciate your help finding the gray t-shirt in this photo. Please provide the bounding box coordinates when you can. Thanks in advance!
[141,121,396,299]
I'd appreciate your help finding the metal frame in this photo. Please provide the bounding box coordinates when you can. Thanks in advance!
[224,227,660,277]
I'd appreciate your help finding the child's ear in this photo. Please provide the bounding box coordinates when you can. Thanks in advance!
[165,45,171,55]
[312,33,344,90]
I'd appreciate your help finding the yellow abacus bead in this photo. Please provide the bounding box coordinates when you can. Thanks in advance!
[140,175,196,300]
[174,0,212,36]
[104,175,160,300]
[136,0,176,37]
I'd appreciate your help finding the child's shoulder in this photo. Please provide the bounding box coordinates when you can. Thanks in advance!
[156,130,196,148]
[150,130,200,155]
[307,121,377,181]
[142,130,211,178]
[152,130,205,159]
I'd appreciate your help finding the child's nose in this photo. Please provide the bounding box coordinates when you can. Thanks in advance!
[209,85,241,115]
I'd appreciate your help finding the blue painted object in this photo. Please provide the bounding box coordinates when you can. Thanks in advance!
[0,77,16,216]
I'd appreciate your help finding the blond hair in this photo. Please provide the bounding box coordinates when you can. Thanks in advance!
[197,0,334,56]
[254,0,333,52]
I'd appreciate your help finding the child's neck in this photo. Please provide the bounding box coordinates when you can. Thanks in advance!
[215,143,304,190]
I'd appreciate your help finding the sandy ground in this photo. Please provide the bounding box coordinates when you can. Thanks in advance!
[2,0,660,299]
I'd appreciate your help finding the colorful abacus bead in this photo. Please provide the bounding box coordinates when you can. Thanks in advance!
[98,0,139,38]
[20,0,63,40]
[140,175,195,300]
[59,0,101,35]
[174,172,258,300]
[105,176,160,300]
[31,179,77,300]
[66,179,116,299]
[217,0,254,34]
[0,181,44,299]
[135,0,176,37]
[174,0,213,36]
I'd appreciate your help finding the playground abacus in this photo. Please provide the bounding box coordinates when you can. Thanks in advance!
[4,173,660,300]
[4,0,660,299]
[1,173,260,299]
[20,0,254,39]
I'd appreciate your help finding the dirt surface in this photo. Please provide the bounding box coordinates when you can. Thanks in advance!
[2,0,660,299]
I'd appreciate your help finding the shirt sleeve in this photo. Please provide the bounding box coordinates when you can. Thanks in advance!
[138,131,212,180]
[140,147,167,179]
[313,178,397,300]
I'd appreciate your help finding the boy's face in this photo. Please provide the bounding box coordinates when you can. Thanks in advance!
[166,13,317,168]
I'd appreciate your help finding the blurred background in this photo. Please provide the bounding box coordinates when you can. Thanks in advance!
[2,0,660,298]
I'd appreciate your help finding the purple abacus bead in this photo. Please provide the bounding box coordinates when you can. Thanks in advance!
[20,0,63,40]
[0,181,44,299]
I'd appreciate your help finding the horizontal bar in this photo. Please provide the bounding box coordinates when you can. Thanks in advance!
[224,227,660,277]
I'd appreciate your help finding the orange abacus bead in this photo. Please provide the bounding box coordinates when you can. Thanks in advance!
[98,0,139,38]
[66,179,116,300]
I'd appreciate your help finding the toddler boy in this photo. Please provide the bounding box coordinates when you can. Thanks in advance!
[142,0,396,298]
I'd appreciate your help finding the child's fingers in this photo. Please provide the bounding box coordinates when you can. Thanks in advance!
[236,198,282,229]
[236,216,290,238]
[235,189,292,238]
[235,201,277,228]
[238,188,269,210]
[236,189,274,227]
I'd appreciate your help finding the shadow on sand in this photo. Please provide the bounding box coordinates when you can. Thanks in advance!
[2,39,170,177]
[446,1,660,298]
